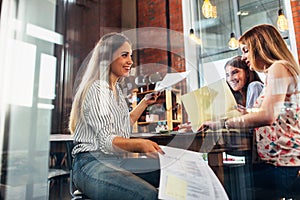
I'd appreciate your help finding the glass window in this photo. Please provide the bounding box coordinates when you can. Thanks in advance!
[0,0,63,198]
[0,0,298,199]
[193,0,293,85]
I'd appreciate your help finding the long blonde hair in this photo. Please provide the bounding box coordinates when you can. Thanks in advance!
[239,24,300,78]
[69,32,131,134]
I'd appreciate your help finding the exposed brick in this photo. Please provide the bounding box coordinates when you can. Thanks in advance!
[291,0,300,64]
[136,0,185,74]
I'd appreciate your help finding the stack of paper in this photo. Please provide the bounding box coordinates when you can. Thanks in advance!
[159,146,228,200]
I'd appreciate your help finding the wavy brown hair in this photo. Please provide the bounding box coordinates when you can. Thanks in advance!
[239,24,300,78]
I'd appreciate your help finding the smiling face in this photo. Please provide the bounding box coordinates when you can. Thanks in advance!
[110,41,133,80]
[225,65,247,92]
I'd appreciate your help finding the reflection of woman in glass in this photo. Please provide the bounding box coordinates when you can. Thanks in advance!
[225,55,263,108]
[69,32,163,199]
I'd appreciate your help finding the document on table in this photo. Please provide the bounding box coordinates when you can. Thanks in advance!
[158,146,228,200]
[180,78,241,132]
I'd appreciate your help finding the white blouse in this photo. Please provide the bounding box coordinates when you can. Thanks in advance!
[72,80,131,156]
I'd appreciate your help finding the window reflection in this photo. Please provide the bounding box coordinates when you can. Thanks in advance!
[7,40,36,107]
[0,0,61,198]
[195,0,291,62]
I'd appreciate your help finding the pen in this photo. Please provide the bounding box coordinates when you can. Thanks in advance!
[159,149,166,155]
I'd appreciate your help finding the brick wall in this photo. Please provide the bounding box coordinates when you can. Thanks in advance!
[291,0,300,64]
[136,0,168,76]
[67,0,185,81]
[168,0,185,73]
[136,0,184,76]
[136,0,187,122]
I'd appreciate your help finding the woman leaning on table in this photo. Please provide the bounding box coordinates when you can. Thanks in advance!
[69,32,163,200]
[203,24,300,199]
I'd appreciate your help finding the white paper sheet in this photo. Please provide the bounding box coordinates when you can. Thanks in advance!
[158,146,228,200]
[155,71,190,91]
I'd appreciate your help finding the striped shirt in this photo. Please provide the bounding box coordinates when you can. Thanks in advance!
[72,80,131,156]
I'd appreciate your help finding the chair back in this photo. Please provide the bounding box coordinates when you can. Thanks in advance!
[65,141,90,199]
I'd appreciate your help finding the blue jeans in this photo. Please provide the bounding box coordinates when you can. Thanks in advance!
[252,163,300,200]
[73,152,160,200]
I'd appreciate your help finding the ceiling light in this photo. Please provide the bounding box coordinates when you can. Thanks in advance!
[277,0,288,32]
[202,0,217,19]
[228,33,239,50]
[189,29,202,45]
[277,9,288,32]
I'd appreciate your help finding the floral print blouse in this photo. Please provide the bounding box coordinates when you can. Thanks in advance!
[254,85,300,166]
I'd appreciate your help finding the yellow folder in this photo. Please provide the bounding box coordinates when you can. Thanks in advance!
[180,79,241,132]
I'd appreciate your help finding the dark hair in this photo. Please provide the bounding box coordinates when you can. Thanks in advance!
[224,56,262,106]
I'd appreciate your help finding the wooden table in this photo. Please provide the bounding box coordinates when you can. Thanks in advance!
[50,134,74,142]
[50,130,253,185]
[131,129,253,184]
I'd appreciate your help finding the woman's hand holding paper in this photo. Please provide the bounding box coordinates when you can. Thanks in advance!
[144,91,161,105]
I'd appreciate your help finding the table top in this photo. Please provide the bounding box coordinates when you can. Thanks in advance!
[131,129,253,153]
[49,129,253,152]
[50,129,252,140]
[50,134,74,142]
[131,129,252,138]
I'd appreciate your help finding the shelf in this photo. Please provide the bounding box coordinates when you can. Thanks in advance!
[137,122,151,126]
[132,89,182,133]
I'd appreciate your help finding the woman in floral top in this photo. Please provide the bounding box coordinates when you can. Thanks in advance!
[203,24,300,199]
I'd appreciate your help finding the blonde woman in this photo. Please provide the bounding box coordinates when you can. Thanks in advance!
[203,24,300,199]
[69,32,162,199]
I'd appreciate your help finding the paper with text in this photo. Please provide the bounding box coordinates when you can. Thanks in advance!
[158,146,228,200]
[180,79,241,132]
